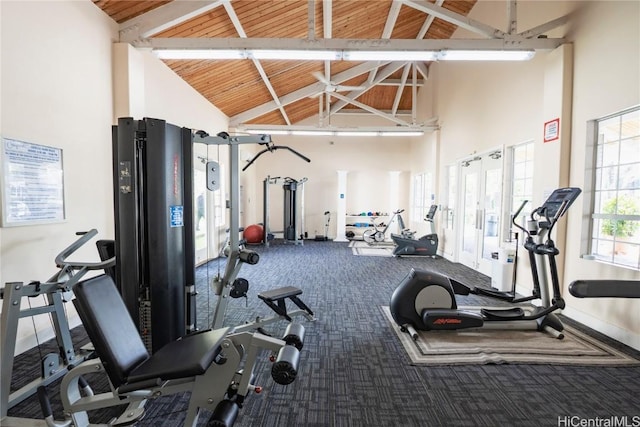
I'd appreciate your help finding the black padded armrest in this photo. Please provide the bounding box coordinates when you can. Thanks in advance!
[126,328,229,384]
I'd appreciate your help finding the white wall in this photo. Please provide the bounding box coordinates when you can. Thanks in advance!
[1,4,232,355]
[426,0,640,348]
[562,1,640,345]
[0,0,118,353]
[248,115,415,239]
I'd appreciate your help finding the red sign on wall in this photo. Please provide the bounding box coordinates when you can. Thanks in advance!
[544,118,560,143]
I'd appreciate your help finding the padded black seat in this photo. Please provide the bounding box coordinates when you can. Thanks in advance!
[257,286,314,321]
[258,286,302,301]
[73,275,227,389]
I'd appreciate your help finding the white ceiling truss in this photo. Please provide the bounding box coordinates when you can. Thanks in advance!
[120,0,568,133]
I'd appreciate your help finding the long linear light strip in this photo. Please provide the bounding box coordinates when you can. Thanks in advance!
[243,129,425,136]
[153,49,535,61]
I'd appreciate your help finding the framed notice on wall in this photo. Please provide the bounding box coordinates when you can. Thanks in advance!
[1,137,66,227]
[544,118,560,143]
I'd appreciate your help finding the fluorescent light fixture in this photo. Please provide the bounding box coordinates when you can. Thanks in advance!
[154,48,535,62]
[291,130,334,136]
[382,131,424,136]
[250,129,290,135]
[251,50,340,61]
[242,128,424,137]
[335,131,379,137]
[153,49,246,60]
[344,51,437,61]
[439,50,535,61]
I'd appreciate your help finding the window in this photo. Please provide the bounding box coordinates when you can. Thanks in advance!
[505,141,534,241]
[511,142,534,215]
[412,172,433,224]
[588,106,640,270]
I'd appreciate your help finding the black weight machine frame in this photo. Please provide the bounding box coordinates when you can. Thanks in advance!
[262,176,309,247]
[193,132,315,332]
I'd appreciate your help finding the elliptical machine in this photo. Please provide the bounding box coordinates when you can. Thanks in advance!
[391,204,439,257]
[389,187,582,340]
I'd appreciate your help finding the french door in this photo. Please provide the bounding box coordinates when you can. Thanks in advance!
[458,151,503,275]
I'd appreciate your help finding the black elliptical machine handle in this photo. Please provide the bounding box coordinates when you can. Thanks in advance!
[510,199,530,238]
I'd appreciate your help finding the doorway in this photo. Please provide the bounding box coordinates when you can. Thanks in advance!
[458,150,503,275]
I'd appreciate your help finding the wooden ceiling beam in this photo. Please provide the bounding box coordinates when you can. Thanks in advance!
[141,36,565,51]
[400,0,507,39]
[329,61,410,116]
[223,1,291,125]
[119,0,227,42]
[229,61,389,126]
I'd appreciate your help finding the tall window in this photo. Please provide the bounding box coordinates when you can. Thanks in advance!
[511,141,535,215]
[505,141,534,241]
[588,106,640,270]
[412,172,432,224]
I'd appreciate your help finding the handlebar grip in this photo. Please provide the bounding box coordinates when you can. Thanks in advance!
[37,386,53,418]
[512,200,528,223]
[54,229,116,270]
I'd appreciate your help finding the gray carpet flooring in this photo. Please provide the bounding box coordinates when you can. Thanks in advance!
[7,240,640,426]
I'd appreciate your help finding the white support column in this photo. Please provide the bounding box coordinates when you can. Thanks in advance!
[112,43,145,118]
[389,171,401,235]
[335,170,349,242]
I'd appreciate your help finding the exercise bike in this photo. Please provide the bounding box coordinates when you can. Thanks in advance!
[389,187,582,340]
[391,204,439,257]
[363,209,408,244]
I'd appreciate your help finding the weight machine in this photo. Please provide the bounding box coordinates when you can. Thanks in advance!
[0,230,114,418]
[262,176,308,246]
[33,122,315,427]
[112,117,196,353]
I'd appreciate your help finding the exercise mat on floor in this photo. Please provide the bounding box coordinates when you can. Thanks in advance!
[381,306,640,366]
[348,240,395,256]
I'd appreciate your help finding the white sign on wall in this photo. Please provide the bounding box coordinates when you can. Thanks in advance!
[1,137,65,227]
[543,118,560,143]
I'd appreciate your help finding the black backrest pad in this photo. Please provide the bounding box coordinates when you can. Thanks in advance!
[73,275,149,387]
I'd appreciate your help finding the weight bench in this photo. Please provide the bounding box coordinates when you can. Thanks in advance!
[257,286,314,322]
[42,274,302,427]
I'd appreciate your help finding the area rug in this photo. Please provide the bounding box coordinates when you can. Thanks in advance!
[348,240,395,257]
[381,306,640,366]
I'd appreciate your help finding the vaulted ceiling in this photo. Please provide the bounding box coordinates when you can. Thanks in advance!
[92,1,566,132]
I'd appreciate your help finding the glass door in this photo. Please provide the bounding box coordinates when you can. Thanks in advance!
[459,159,480,269]
[458,152,503,275]
[478,156,503,274]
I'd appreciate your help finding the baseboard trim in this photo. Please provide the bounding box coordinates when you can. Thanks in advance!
[562,306,640,352]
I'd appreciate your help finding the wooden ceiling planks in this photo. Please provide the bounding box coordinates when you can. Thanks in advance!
[93,0,476,126]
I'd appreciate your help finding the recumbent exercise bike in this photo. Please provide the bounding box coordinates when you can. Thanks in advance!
[390,187,582,340]
[391,204,439,257]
